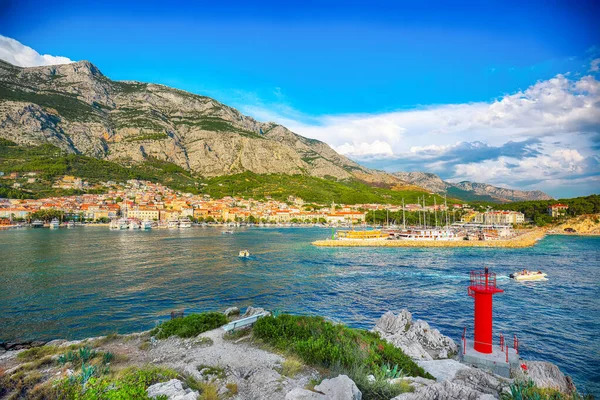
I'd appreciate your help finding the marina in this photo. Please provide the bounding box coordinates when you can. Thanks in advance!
[316,227,547,248]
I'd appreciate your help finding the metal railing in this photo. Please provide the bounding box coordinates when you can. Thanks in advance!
[462,327,519,363]
[469,270,498,290]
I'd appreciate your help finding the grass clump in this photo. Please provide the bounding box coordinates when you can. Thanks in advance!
[253,314,432,400]
[185,375,221,399]
[226,382,238,395]
[139,340,152,351]
[281,356,304,378]
[21,355,55,371]
[16,345,65,361]
[198,381,220,400]
[151,312,228,339]
[197,364,226,380]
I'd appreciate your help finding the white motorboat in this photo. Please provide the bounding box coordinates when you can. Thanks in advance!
[239,250,250,257]
[179,218,192,229]
[49,218,60,229]
[510,270,548,281]
[141,220,153,230]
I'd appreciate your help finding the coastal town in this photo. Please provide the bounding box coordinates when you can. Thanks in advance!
[0,176,534,229]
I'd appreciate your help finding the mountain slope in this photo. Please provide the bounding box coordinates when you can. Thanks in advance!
[392,171,553,203]
[0,59,414,188]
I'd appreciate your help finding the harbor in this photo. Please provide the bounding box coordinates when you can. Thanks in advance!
[313,228,547,248]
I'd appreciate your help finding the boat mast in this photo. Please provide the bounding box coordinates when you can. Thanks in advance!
[434,196,438,228]
[386,207,389,228]
[402,198,406,230]
[445,194,449,228]
[423,196,427,229]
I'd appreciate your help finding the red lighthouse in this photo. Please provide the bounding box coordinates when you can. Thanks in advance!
[468,267,503,353]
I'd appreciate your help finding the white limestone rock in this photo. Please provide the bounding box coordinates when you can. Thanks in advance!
[512,361,577,394]
[373,309,458,360]
[147,379,198,400]
[286,375,361,400]
[417,359,472,382]
[223,307,240,317]
[285,388,327,400]
[452,367,510,396]
[391,380,495,400]
[315,375,362,400]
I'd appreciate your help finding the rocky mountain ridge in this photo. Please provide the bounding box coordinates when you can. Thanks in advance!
[0,59,416,189]
[393,171,553,202]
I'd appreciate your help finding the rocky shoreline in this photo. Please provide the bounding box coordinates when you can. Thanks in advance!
[0,307,581,400]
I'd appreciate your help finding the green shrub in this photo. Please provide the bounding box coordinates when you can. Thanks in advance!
[254,314,429,379]
[253,314,431,399]
[151,312,228,339]
[52,366,179,399]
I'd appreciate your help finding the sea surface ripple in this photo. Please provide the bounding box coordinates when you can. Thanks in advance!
[0,227,598,395]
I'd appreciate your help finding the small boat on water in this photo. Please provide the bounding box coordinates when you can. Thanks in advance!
[128,220,140,230]
[141,220,153,230]
[31,220,44,228]
[66,221,75,229]
[239,250,250,257]
[167,218,179,229]
[179,218,192,229]
[222,230,234,235]
[109,218,129,230]
[510,269,547,281]
[49,218,60,229]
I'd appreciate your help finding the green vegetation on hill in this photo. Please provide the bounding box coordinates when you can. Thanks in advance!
[202,171,452,205]
[486,195,600,225]
[0,140,456,204]
[0,139,200,198]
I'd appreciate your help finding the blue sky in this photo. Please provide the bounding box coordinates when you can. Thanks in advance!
[1,0,599,197]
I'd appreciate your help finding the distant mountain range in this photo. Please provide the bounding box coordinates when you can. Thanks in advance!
[0,59,552,203]
[392,171,554,203]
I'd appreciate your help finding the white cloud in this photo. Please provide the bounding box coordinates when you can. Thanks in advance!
[0,35,73,67]
[590,58,600,72]
[335,140,394,157]
[239,73,600,197]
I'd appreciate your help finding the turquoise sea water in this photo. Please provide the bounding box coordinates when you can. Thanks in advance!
[0,227,599,394]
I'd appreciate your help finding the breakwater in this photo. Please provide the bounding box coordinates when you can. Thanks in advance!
[312,229,547,248]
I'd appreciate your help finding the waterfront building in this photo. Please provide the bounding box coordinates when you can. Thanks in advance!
[548,204,569,217]
[127,206,160,221]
